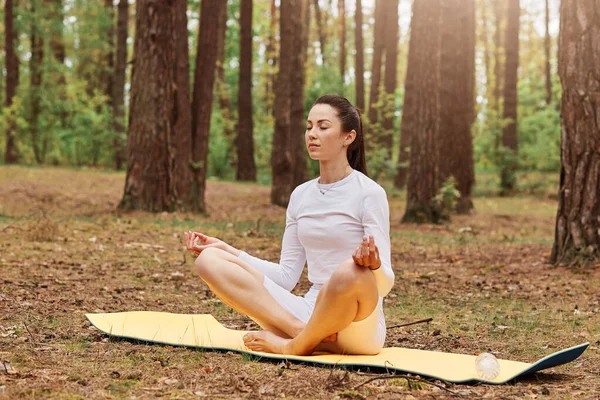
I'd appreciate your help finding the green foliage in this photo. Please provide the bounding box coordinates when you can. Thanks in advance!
[434,176,461,219]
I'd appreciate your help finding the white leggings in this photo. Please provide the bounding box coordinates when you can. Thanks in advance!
[258,275,386,355]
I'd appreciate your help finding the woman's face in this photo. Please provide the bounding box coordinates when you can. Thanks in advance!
[305,104,354,161]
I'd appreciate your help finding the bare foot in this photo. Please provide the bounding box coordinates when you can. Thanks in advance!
[243,331,292,354]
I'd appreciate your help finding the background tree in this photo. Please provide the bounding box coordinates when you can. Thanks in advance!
[313,0,326,65]
[338,0,346,84]
[191,0,228,212]
[30,0,45,164]
[401,0,442,223]
[381,0,399,157]
[119,0,191,211]
[367,0,384,129]
[544,0,551,105]
[236,0,257,182]
[216,2,234,151]
[354,0,365,111]
[112,0,128,170]
[499,0,519,193]
[438,0,476,214]
[4,0,19,164]
[264,0,278,114]
[551,0,600,265]
[271,0,301,206]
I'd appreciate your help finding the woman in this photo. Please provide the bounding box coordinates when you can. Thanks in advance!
[184,94,394,356]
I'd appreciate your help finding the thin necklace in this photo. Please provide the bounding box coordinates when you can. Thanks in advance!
[318,165,352,195]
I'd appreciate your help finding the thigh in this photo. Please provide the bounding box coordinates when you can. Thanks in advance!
[335,298,385,355]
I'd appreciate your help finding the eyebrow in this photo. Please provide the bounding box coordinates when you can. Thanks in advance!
[306,119,332,124]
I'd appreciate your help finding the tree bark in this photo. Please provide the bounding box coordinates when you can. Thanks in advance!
[500,0,519,193]
[551,0,600,266]
[493,0,504,113]
[236,0,257,182]
[438,0,475,214]
[367,0,385,128]
[544,0,551,105]
[400,0,442,223]
[190,0,227,212]
[381,0,399,157]
[313,0,326,65]
[119,0,192,212]
[271,0,300,207]
[112,0,128,170]
[291,0,309,188]
[104,0,115,109]
[30,0,44,164]
[4,0,19,164]
[338,0,346,84]
[354,0,365,111]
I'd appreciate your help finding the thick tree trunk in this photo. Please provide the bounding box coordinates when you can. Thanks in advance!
[313,0,326,65]
[236,0,257,182]
[500,0,519,193]
[354,0,365,111]
[338,0,346,84]
[551,0,600,266]
[113,0,128,170]
[271,0,299,207]
[30,0,44,165]
[438,0,475,214]
[291,0,309,188]
[367,0,385,128]
[400,0,442,223]
[191,0,227,212]
[544,0,551,105]
[381,0,399,157]
[4,0,19,164]
[119,0,192,212]
[45,0,67,131]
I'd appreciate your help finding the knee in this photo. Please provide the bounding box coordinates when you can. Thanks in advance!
[328,259,372,294]
[194,247,224,277]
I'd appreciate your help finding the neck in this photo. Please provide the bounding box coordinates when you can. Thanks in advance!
[319,159,352,184]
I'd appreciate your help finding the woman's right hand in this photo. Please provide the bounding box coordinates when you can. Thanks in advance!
[184,231,236,256]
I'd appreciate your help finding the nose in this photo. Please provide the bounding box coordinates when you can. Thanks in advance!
[307,127,317,139]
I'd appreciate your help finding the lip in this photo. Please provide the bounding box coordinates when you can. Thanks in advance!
[308,144,320,149]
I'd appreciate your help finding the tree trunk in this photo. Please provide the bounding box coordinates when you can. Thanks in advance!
[400,0,442,223]
[313,0,326,65]
[45,0,67,130]
[119,0,192,212]
[291,0,309,188]
[551,0,600,266]
[481,0,491,108]
[113,0,128,171]
[367,0,385,127]
[264,0,278,115]
[216,3,234,148]
[500,0,519,193]
[236,0,257,182]
[381,0,399,157]
[354,0,365,111]
[544,0,551,105]
[30,0,44,165]
[338,0,346,84]
[4,0,19,164]
[190,0,227,212]
[438,0,475,214]
[271,0,300,207]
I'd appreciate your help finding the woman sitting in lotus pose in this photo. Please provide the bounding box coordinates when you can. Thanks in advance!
[184,94,394,356]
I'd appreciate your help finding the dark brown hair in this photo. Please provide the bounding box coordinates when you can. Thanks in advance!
[312,94,368,176]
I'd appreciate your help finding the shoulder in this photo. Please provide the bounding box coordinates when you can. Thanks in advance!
[288,178,318,208]
[353,171,387,201]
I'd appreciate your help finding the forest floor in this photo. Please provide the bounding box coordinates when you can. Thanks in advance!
[0,165,598,399]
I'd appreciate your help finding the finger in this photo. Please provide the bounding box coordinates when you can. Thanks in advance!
[369,236,375,252]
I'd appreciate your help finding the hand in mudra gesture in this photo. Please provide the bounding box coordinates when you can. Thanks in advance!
[352,235,381,270]
[184,231,227,256]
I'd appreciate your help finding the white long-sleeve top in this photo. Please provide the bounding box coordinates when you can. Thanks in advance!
[239,169,395,297]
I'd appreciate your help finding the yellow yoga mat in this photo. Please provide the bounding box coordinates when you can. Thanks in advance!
[85,312,588,384]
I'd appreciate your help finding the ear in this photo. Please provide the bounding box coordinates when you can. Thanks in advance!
[344,130,357,147]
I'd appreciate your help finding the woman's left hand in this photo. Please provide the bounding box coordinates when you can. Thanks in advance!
[352,235,381,270]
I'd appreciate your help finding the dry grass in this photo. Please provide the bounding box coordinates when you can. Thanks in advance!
[0,165,598,399]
